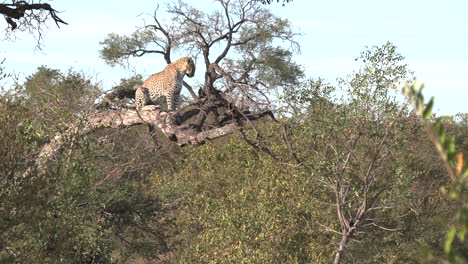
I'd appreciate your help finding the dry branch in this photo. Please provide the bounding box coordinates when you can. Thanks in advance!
[1,1,67,30]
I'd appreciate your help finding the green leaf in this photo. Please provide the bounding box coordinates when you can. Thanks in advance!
[462,169,468,179]
[457,225,466,242]
[411,82,417,94]
[438,125,446,144]
[422,97,434,120]
[422,246,431,259]
[419,83,425,91]
[416,94,425,114]
[445,227,456,254]
[445,136,456,162]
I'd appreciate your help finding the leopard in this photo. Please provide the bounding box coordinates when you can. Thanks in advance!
[132,57,195,110]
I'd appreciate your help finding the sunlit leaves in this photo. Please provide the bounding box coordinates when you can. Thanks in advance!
[171,133,328,263]
[100,31,159,67]
[256,46,304,88]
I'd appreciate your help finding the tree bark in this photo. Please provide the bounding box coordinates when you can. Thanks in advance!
[333,234,350,264]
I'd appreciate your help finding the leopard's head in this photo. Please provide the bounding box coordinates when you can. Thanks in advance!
[181,57,195,78]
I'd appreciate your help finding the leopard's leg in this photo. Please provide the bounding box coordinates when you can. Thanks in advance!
[142,87,153,108]
[133,87,144,108]
[173,94,180,110]
[151,93,163,108]
[166,93,175,111]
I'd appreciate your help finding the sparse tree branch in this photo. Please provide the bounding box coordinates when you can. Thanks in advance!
[128,49,167,58]
[331,81,408,264]
[148,5,173,64]
[362,223,401,232]
[317,222,342,235]
[259,0,293,5]
[1,1,67,48]
[366,205,394,212]
[182,80,198,100]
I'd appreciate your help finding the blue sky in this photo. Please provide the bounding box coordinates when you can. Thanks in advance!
[2,0,467,115]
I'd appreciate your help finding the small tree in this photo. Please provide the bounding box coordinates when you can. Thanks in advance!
[283,42,420,263]
[22,66,101,118]
[328,43,413,264]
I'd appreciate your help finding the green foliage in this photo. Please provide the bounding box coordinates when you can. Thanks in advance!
[113,74,144,91]
[0,132,171,263]
[100,32,156,67]
[151,41,453,262]
[167,133,333,263]
[2,17,465,263]
[157,102,451,263]
[15,66,102,136]
[343,42,411,114]
[24,66,100,109]
[403,81,468,263]
[279,43,454,263]
[0,91,108,262]
[256,47,304,87]
[0,70,175,263]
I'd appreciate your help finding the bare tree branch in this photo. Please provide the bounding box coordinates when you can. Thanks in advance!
[331,108,405,264]
[362,223,401,232]
[1,1,67,30]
